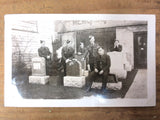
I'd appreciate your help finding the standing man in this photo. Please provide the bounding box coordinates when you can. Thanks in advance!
[83,35,100,72]
[61,40,75,76]
[86,47,111,92]
[78,42,86,55]
[38,40,52,75]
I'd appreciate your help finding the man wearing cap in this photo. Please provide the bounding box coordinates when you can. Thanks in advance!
[83,35,100,72]
[61,39,75,76]
[86,47,111,92]
[38,40,52,75]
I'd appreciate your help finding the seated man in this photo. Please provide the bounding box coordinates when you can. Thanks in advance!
[86,47,111,92]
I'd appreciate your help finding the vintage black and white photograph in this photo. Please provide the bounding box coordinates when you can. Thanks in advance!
[4,14,156,107]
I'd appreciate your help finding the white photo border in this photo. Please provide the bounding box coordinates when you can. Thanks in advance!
[4,14,156,107]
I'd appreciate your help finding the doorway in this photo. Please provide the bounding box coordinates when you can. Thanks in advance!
[134,31,147,69]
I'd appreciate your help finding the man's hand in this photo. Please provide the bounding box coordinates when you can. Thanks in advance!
[87,64,91,71]
[81,57,85,61]
[78,52,82,55]
[47,56,50,59]
[94,68,98,73]
[99,70,104,75]
[65,59,71,63]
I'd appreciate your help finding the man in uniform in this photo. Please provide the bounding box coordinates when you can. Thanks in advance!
[110,40,122,52]
[83,35,100,72]
[78,42,86,55]
[61,40,75,76]
[38,40,52,75]
[86,47,111,92]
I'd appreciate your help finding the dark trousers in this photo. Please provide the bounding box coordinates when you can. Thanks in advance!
[62,59,66,76]
[89,63,95,72]
[86,70,109,90]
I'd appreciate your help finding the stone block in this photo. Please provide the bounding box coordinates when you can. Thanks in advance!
[64,76,85,88]
[92,82,122,90]
[29,76,49,84]
[92,82,102,89]
[107,82,122,90]
[107,52,128,79]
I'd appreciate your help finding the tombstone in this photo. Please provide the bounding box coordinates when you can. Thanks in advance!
[32,57,46,76]
[66,59,82,76]
[64,59,86,88]
[29,57,49,84]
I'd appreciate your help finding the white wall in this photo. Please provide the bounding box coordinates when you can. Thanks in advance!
[37,20,55,53]
[116,25,147,69]
[55,21,147,32]
[12,20,56,68]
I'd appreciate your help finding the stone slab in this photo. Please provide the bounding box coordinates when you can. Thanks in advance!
[107,82,122,90]
[91,82,102,89]
[29,76,49,84]
[92,82,122,90]
[64,76,85,88]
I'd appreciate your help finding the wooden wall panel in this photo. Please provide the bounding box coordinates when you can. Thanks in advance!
[0,0,160,120]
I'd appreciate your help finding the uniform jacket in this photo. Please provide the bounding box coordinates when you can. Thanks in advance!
[38,46,51,59]
[62,46,75,61]
[84,43,99,63]
[111,45,122,52]
[94,53,111,72]
[78,47,86,54]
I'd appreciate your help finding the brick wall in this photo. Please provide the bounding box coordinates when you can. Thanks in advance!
[12,30,39,69]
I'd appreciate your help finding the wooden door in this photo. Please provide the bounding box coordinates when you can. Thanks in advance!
[134,31,147,69]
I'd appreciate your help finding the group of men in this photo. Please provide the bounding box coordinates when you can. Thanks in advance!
[38,35,122,92]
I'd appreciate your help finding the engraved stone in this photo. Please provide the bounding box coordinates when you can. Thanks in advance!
[32,57,46,76]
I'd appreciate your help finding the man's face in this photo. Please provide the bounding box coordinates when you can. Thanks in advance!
[80,43,84,48]
[114,40,119,46]
[98,48,104,55]
[66,42,71,47]
[41,41,45,47]
[90,37,95,45]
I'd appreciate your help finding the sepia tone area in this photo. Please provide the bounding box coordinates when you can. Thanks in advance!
[10,20,147,99]
[0,0,160,120]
